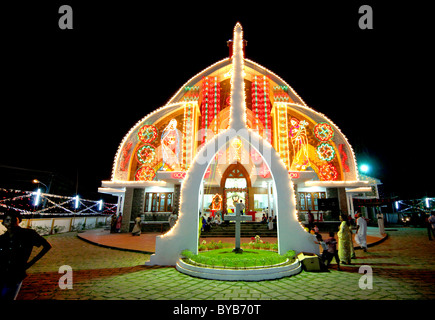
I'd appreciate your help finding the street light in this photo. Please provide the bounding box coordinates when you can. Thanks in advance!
[32,179,48,192]
[359,164,370,173]
[32,179,49,209]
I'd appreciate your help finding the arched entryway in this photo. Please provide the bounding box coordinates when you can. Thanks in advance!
[220,162,251,214]
[147,130,320,266]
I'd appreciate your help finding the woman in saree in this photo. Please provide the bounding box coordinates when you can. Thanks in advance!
[337,213,352,264]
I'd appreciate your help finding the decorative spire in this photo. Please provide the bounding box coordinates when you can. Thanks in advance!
[229,23,247,131]
[227,23,247,58]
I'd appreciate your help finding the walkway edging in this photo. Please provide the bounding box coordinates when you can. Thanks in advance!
[77,232,154,254]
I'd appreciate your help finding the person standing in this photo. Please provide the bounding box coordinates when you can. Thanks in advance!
[0,211,52,300]
[201,214,207,232]
[355,212,368,252]
[428,212,435,240]
[268,216,274,230]
[307,210,314,232]
[110,213,117,233]
[350,222,356,259]
[337,213,352,264]
[376,210,385,236]
[115,213,122,233]
[235,200,245,215]
[323,231,341,271]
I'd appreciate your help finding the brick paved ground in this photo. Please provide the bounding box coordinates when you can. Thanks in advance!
[77,228,383,253]
[17,227,435,301]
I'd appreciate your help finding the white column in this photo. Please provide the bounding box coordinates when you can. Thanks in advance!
[348,193,355,218]
[267,181,272,215]
[200,181,205,215]
[117,194,123,215]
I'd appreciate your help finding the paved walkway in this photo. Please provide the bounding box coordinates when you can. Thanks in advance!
[76,227,386,253]
[16,227,435,301]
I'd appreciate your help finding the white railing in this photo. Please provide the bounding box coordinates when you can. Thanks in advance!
[0,215,110,236]
[0,188,117,216]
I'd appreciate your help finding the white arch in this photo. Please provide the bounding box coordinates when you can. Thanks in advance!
[146,23,318,266]
[146,128,319,266]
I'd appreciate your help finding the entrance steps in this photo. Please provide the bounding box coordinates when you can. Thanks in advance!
[201,222,277,238]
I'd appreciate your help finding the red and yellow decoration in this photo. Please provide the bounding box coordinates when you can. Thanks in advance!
[201,76,220,143]
[138,125,158,144]
[319,163,338,181]
[135,166,156,181]
[252,75,271,143]
[136,145,156,164]
[316,142,336,162]
[314,122,334,142]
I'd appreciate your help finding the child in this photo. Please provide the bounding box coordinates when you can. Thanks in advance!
[323,231,341,271]
[315,233,328,252]
[314,233,329,271]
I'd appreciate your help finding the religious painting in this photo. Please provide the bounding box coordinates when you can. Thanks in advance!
[289,117,310,170]
[210,193,223,211]
[161,119,181,171]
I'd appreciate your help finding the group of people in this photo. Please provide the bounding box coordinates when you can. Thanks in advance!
[261,213,276,230]
[313,212,369,270]
[200,213,223,232]
[110,213,123,233]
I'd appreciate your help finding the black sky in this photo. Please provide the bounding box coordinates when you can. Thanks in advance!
[1,1,432,200]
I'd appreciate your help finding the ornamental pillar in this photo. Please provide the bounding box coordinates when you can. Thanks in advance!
[173,184,181,213]
[120,187,134,232]
[337,187,350,216]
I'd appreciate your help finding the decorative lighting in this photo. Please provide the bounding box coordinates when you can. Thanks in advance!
[136,145,156,164]
[135,166,156,181]
[314,122,334,141]
[360,164,369,173]
[33,188,41,206]
[110,22,360,188]
[137,125,158,144]
[317,142,336,161]
[73,195,80,209]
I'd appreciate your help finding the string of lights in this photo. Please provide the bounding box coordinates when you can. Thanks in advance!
[0,188,117,216]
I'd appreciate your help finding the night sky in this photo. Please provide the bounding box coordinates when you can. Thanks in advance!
[1,1,431,201]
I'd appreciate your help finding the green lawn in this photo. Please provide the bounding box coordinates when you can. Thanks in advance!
[182,248,296,269]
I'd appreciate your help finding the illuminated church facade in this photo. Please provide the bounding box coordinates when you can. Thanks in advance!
[99,26,377,232]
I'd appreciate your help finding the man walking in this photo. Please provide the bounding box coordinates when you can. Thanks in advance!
[355,212,368,252]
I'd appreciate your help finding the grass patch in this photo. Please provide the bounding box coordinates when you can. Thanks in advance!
[181,248,296,269]
[198,239,279,251]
